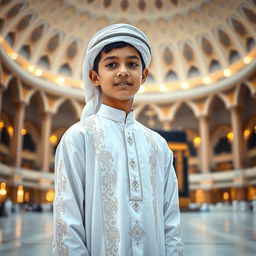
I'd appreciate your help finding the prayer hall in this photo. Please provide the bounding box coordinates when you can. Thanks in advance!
[0,0,255,255]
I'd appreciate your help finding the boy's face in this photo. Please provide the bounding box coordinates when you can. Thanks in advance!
[89,46,148,108]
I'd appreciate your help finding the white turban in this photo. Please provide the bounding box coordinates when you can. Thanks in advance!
[80,23,152,120]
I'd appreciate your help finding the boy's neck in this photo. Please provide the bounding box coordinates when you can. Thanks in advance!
[102,99,133,116]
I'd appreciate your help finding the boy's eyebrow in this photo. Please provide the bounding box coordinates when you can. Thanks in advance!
[103,55,140,62]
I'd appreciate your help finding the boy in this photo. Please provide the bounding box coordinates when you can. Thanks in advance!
[53,24,183,256]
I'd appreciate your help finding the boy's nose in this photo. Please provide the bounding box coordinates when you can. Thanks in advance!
[117,65,129,77]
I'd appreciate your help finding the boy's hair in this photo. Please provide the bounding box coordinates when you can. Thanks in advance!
[93,41,146,73]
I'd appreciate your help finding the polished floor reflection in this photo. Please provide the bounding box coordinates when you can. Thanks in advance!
[0,211,255,255]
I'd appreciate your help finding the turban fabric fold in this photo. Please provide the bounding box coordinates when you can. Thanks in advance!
[80,23,152,120]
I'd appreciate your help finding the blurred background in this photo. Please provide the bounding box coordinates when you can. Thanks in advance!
[0,0,255,255]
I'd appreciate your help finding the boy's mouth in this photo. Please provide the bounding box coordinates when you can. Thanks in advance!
[113,81,132,87]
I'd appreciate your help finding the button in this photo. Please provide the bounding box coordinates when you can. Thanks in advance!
[129,159,136,169]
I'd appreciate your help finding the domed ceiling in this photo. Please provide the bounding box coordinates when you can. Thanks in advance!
[0,0,255,97]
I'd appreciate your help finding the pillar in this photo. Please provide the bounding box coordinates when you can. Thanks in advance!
[230,107,244,169]
[11,102,26,167]
[40,112,52,172]
[199,115,210,173]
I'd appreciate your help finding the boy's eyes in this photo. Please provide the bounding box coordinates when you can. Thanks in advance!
[105,62,140,68]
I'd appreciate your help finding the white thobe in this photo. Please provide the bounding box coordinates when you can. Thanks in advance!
[53,104,183,256]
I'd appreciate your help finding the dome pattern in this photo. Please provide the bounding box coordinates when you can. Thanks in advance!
[0,0,255,96]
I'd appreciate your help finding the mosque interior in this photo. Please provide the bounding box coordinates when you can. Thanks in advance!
[0,0,256,210]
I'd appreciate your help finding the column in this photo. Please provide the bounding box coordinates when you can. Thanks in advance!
[199,115,210,173]
[40,112,52,172]
[230,107,244,169]
[11,101,26,167]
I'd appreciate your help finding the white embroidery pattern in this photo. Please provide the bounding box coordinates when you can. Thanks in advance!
[129,220,146,245]
[145,131,158,229]
[55,161,69,256]
[83,117,120,256]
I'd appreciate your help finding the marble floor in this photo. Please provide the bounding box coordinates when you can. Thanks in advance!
[0,211,255,256]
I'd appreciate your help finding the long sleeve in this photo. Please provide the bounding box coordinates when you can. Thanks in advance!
[164,147,183,256]
[52,125,89,256]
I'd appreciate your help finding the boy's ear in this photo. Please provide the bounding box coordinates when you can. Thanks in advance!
[141,68,149,84]
[89,69,100,86]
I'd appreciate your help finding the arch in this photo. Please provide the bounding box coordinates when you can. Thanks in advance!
[170,101,197,121]
[37,55,50,69]
[6,76,22,102]
[211,124,232,155]
[58,63,72,76]
[246,37,256,51]
[243,81,256,96]
[211,124,232,147]
[54,98,78,119]
[165,70,178,82]
[27,90,46,114]
[5,31,15,46]
[228,49,240,64]
[209,59,221,73]
[234,83,252,107]
[19,45,31,59]
[24,120,40,145]
[134,104,147,119]
[187,65,200,78]
[205,94,228,116]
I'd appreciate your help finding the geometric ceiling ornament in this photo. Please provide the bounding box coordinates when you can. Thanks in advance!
[163,47,173,65]
[17,14,33,31]
[121,0,129,11]
[138,0,146,11]
[31,24,45,43]
[218,29,231,47]
[183,43,194,61]
[201,37,213,56]
[155,0,163,9]
[231,18,246,36]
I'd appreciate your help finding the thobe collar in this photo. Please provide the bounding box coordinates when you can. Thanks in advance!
[97,104,135,125]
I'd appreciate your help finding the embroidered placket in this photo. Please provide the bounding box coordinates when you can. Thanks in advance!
[125,131,143,201]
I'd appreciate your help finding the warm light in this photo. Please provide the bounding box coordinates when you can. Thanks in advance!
[243,56,251,64]
[8,126,13,136]
[159,84,167,92]
[25,192,30,202]
[181,82,189,89]
[224,69,231,77]
[10,52,18,60]
[138,85,145,93]
[46,190,55,202]
[227,132,234,142]
[244,129,251,139]
[195,189,204,204]
[35,69,43,77]
[0,121,4,128]
[56,77,65,85]
[27,65,35,72]
[193,136,201,147]
[50,135,58,145]
[21,128,27,135]
[223,192,229,200]
[0,182,7,196]
[17,185,24,203]
[0,36,3,44]
[203,76,212,85]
